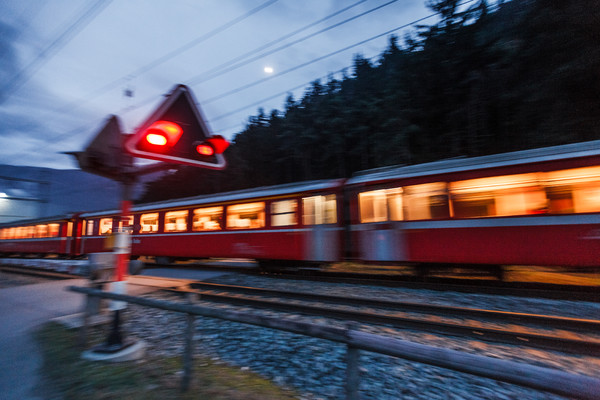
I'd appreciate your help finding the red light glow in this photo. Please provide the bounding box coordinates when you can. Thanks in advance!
[146,133,168,146]
[143,121,183,147]
[196,144,215,156]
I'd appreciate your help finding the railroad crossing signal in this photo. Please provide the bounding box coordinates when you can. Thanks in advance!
[68,115,132,180]
[124,84,228,169]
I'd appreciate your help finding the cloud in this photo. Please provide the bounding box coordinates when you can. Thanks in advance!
[0,19,20,91]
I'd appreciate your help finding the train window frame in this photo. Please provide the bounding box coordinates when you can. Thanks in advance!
[99,218,113,235]
[270,199,298,227]
[449,173,547,218]
[543,166,600,214]
[403,182,450,221]
[35,224,49,238]
[192,206,223,231]
[226,202,265,230]
[165,210,189,233]
[302,194,337,225]
[86,220,95,236]
[118,216,134,233]
[140,213,159,233]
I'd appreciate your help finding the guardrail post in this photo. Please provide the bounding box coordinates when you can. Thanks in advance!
[181,293,197,392]
[345,323,360,400]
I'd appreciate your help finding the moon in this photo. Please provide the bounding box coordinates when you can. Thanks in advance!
[264,66,274,74]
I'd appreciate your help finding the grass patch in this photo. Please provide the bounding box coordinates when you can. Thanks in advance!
[35,322,299,400]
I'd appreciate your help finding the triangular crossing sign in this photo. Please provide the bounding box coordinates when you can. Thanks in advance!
[124,84,226,169]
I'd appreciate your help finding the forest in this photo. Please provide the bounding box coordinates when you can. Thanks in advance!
[138,0,600,203]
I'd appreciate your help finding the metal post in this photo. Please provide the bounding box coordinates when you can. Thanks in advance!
[97,179,133,352]
[345,323,360,400]
[182,313,195,392]
[182,293,197,392]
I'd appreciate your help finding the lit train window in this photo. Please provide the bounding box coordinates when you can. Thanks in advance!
[271,199,298,227]
[403,182,450,220]
[35,225,48,238]
[226,202,265,229]
[450,173,546,218]
[25,226,34,239]
[193,207,223,231]
[49,223,60,237]
[303,195,337,225]
[543,166,600,214]
[165,210,188,232]
[118,216,134,233]
[86,220,95,236]
[140,213,159,233]
[99,218,113,235]
[359,190,388,223]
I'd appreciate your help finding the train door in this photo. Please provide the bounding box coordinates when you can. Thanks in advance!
[302,194,341,262]
[355,187,408,262]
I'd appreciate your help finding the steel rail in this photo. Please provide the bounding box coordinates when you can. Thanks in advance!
[179,285,600,356]
[189,281,600,331]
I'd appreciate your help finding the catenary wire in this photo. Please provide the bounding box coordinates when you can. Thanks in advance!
[0,0,113,105]
[45,0,279,120]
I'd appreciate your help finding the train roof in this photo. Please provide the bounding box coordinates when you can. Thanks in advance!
[346,140,600,185]
[80,178,345,217]
[0,213,75,228]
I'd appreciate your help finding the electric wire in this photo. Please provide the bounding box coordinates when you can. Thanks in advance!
[184,0,374,86]
[47,0,279,119]
[0,0,113,105]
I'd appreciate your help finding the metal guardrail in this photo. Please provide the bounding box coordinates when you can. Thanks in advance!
[68,286,600,400]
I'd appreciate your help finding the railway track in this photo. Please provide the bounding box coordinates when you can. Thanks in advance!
[145,261,600,302]
[170,281,600,356]
[0,264,78,280]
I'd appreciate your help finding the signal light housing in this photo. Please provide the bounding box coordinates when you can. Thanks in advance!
[124,84,227,169]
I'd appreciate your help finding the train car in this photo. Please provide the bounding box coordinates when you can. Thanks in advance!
[0,214,79,257]
[345,140,600,272]
[78,179,345,266]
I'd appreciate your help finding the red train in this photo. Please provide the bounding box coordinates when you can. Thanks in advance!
[1,140,599,275]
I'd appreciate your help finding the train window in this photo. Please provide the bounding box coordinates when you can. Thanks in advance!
[86,220,95,236]
[49,223,60,237]
[165,210,188,232]
[118,216,134,233]
[35,225,48,238]
[140,213,159,233]
[359,190,388,223]
[403,182,450,220]
[543,166,600,214]
[67,222,73,237]
[226,202,265,229]
[271,199,298,227]
[26,226,35,238]
[450,173,546,218]
[193,206,223,231]
[302,195,337,225]
[99,218,113,235]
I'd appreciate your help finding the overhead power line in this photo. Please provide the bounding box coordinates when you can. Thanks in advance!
[206,0,478,130]
[184,0,371,86]
[0,0,113,105]
[48,0,279,118]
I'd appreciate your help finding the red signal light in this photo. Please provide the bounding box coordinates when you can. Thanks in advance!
[143,121,183,147]
[196,143,215,156]
[194,136,229,157]
[206,135,229,154]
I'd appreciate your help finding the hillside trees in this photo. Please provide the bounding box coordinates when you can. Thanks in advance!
[139,0,600,203]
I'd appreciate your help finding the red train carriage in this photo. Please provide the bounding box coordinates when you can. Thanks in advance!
[0,214,79,257]
[346,140,600,269]
[78,179,345,266]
